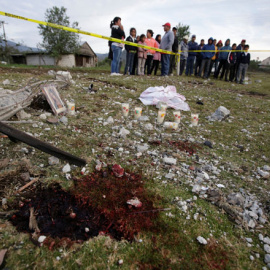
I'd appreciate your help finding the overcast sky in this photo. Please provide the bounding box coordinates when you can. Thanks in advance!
[0,0,269,60]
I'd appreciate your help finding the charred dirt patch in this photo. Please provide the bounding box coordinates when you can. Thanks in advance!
[9,167,160,249]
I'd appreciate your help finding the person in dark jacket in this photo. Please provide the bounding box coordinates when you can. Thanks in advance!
[124,28,137,75]
[214,39,231,79]
[194,39,204,76]
[185,34,198,76]
[169,27,179,75]
[235,39,246,81]
[198,37,215,78]
[236,45,250,84]
[179,35,189,75]
[131,35,140,75]
[110,17,125,75]
[225,43,237,82]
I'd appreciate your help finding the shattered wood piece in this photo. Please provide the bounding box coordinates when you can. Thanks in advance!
[17,178,39,193]
[0,121,86,166]
[29,207,40,233]
[0,249,7,267]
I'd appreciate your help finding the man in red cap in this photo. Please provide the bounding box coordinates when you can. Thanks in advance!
[235,39,246,80]
[160,22,174,76]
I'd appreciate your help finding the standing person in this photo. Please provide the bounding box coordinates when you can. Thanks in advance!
[198,37,215,79]
[214,40,223,73]
[160,22,174,76]
[179,35,189,75]
[131,35,140,75]
[194,39,204,76]
[225,43,237,82]
[151,34,161,75]
[185,35,198,76]
[235,39,246,81]
[214,39,231,79]
[137,34,147,76]
[145,29,158,75]
[207,39,217,77]
[169,27,179,75]
[124,28,137,75]
[236,45,250,84]
[110,17,125,75]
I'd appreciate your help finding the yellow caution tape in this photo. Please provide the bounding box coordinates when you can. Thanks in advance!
[0,11,269,55]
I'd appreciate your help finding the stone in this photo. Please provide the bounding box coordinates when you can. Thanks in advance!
[264,237,270,245]
[119,127,130,138]
[138,116,149,121]
[204,141,213,148]
[259,234,264,241]
[60,116,68,125]
[2,198,7,206]
[48,70,56,76]
[16,110,31,120]
[62,163,71,173]
[248,219,256,228]
[227,193,245,206]
[163,157,177,165]
[3,79,10,85]
[165,173,175,179]
[38,236,46,243]
[249,255,254,261]
[193,213,199,220]
[192,185,202,193]
[258,169,270,178]
[208,106,230,121]
[48,156,60,165]
[197,236,207,245]
[40,113,47,120]
[264,245,270,253]
[20,172,30,181]
[263,165,270,171]
[144,123,154,130]
[56,71,72,82]
[265,254,270,264]
[106,116,114,124]
[246,238,253,243]
[136,144,149,153]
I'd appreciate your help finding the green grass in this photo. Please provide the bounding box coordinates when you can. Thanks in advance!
[0,65,269,269]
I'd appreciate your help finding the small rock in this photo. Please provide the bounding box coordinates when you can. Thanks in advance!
[56,256,61,261]
[263,165,270,171]
[48,156,60,165]
[204,141,213,148]
[137,144,149,153]
[265,254,270,264]
[2,198,7,206]
[112,164,124,177]
[16,110,31,120]
[38,236,46,243]
[138,116,149,121]
[126,197,142,208]
[163,157,177,165]
[48,70,56,76]
[258,169,270,179]
[250,255,254,261]
[40,114,47,120]
[264,237,270,245]
[62,163,71,173]
[197,236,207,245]
[106,116,114,124]
[3,79,10,85]
[144,123,154,130]
[119,127,130,138]
[248,219,256,228]
[60,116,68,125]
[118,259,124,265]
[246,238,253,243]
[208,106,230,121]
[165,173,175,179]
[192,185,202,193]
[227,193,245,206]
[264,244,270,253]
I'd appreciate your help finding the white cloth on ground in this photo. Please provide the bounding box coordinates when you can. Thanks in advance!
[139,85,190,111]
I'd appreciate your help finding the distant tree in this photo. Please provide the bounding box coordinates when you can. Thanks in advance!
[175,23,190,42]
[38,6,80,58]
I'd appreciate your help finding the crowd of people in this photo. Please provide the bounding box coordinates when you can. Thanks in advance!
[109,17,251,84]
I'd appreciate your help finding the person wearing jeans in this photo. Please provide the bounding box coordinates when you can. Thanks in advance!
[179,35,188,75]
[198,37,215,79]
[110,17,125,75]
[159,22,174,76]
[185,34,198,76]
[124,28,137,75]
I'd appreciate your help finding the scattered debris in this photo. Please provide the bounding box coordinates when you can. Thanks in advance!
[208,106,230,121]
[197,236,207,245]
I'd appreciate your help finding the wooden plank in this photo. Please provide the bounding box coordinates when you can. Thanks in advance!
[0,121,86,166]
